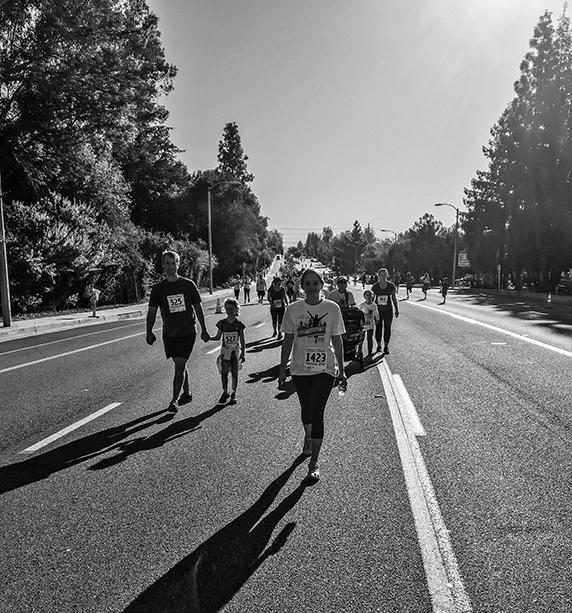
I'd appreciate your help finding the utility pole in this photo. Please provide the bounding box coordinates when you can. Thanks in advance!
[0,169,12,327]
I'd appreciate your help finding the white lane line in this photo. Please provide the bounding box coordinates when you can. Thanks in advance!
[0,322,143,356]
[19,403,122,454]
[206,346,220,355]
[0,332,145,375]
[407,301,572,358]
[393,374,426,436]
[377,361,472,613]
[490,342,506,346]
[254,322,265,328]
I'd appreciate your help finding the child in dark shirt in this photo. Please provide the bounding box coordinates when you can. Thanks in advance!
[210,298,246,404]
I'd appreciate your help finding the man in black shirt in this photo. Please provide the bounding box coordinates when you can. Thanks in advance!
[146,251,210,412]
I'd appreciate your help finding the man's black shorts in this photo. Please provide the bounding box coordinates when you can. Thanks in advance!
[163,334,196,360]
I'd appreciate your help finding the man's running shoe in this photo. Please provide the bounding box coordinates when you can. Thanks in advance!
[229,391,236,404]
[384,346,389,354]
[272,330,277,337]
[307,462,320,481]
[168,400,179,413]
[178,392,193,405]
[218,392,229,404]
[277,332,283,340]
[302,437,312,457]
[376,344,382,353]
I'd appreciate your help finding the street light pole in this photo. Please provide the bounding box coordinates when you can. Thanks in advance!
[380,228,397,243]
[0,169,12,327]
[207,186,213,294]
[207,180,241,294]
[434,202,459,288]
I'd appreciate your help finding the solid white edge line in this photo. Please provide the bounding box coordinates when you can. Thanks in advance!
[0,321,144,356]
[393,374,427,436]
[378,361,472,613]
[254,322,265,328]
[19,403,122,454]
[407,301,572,358]
[0,332,146,374]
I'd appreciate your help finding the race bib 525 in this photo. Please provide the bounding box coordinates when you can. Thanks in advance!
[167,294,186,313]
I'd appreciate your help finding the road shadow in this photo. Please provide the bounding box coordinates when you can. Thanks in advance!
[343,353,384,379]
[246,338,283,353]
[0,405,225,495]
[123,456,308,613]
[452,291,572,338]
[87,404,226,470]
[247,364,280,384]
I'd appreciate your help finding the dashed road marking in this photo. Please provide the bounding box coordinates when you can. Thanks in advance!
[377,361,472,613]
[19,403,122,454]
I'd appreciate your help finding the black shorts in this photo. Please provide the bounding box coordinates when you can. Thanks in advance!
[163,334,196,360]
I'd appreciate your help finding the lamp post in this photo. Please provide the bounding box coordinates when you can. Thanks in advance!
[0,169,11,327]
[434,202,460,288]
[207,180,241,294]
[380,228,398,243]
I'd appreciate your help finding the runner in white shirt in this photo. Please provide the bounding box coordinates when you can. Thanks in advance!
[278,269,346,482]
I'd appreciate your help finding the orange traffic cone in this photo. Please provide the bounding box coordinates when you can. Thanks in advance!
[215,297,222,314]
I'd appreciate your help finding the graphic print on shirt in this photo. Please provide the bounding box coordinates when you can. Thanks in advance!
[295,311,329,371]
[167,293,186,313]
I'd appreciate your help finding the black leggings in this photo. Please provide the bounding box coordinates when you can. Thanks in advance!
[292,373,334,439]
[271,308,285,329]
[375,309,393,345]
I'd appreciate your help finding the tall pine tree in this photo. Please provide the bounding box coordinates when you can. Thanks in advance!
[216,122,254,184]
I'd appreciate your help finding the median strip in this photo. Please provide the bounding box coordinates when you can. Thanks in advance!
[19,403,123,454]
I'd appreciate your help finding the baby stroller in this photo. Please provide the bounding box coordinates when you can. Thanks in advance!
[341,306,365,369]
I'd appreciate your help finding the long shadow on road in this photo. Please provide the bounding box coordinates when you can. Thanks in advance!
[451,292,572,338]
[124,456,308,613]
[0,405,226,495]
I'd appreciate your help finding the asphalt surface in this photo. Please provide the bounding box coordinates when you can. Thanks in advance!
[1,286,571,613]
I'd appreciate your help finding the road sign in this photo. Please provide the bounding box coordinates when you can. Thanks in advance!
[457,251,470,268]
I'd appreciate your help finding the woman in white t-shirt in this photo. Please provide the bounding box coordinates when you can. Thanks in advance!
[278,269,346,482]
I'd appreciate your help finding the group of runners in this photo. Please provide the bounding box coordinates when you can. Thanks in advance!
[146,250,449,482]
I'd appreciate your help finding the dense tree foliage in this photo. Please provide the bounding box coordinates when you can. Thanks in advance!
[464,9,572,290]
[0,2,281,314]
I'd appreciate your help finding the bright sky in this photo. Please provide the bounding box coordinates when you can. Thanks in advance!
[147,0,567,246]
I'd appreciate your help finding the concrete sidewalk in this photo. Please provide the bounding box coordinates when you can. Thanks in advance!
[0,287,233,343]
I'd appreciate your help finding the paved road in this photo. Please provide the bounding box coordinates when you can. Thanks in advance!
[1,288,570,613]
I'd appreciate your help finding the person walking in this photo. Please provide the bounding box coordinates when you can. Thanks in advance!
[146,250,210,412]
[405,272,414,299]
[421,272,431,300]
[268,276,288,339]
[233,277,241,300]
[358,289,379,358]
[285,277,295,303]
[278,268,346,482]
[440,276,450,304]
[326,276,356,308]
[371,267,399,354]
[256,273,267,303]
[361,273,367,289]
[209,297,246,404]
[243,275,251,303]
[393,270,401,294]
